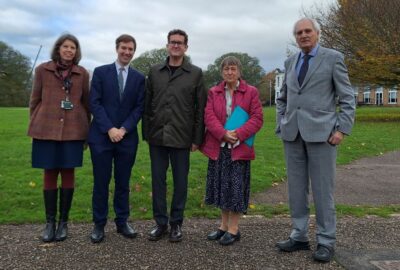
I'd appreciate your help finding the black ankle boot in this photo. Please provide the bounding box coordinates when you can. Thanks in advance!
[42,189,57,242]
[55,188,74,241]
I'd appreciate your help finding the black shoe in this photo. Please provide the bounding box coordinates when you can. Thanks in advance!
[90,225,105,243]
[55,221,68,241]
[117,222,138,239]
[169,224,183,242]
[148,224,168,241]
[218,231,241,246]
[276,238,310,252]
[313,244,334,263]
[42,222,56,242]
[207,229,226,241]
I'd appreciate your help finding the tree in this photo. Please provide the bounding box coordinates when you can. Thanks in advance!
[258,71,276,105]
[0,41,32,106]
[308,0,400,86]
[131,48,193,76]
[204,52,265,90]
[130,48,168,76]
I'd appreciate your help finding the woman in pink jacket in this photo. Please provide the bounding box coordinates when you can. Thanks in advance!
[200,56,263,245]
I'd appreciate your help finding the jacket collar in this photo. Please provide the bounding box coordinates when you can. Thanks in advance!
[159,56,192,72]
[296,45,325,88]
[215,79,247,93]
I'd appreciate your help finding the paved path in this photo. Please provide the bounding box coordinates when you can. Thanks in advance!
[252,151,400,205]
[0,151,399,270]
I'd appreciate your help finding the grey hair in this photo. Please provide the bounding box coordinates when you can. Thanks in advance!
[220,56,242,77]
[293,17,321,36]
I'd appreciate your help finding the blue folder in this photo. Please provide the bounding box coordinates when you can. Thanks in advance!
[224,106,255,147]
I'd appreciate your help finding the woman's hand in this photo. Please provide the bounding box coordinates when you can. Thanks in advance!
[223,130,238,144]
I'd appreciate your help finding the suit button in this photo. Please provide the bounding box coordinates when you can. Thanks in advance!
[297,107,300,109]
[60,118,64,122]
[298,92,301,95]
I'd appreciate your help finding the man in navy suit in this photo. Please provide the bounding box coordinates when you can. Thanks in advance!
[88,34,145,243]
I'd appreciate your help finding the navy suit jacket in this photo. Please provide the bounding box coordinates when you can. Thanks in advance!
[88,63,145,146]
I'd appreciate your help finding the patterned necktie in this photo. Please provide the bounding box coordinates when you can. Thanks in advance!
[118,67,124,99]
[298,54,311,86]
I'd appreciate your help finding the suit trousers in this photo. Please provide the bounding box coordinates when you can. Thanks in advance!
[149,145,190,226]
[90,142,137,227]
[283,134,337,247]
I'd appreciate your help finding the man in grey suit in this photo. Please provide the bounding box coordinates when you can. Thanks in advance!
[275,18,355,262]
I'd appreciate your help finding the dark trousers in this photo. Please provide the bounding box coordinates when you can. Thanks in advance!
[90,143,137,227]
[149,145,190,226]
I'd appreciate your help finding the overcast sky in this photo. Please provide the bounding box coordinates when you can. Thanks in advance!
[1,0,334,73]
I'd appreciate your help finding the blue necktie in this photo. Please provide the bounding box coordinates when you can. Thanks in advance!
[118,67,124,100]
[298,54,311,86]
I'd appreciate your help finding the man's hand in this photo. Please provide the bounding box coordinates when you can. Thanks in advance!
[191,144,199,152]
[328,131,344,145]
[108,127,125,143]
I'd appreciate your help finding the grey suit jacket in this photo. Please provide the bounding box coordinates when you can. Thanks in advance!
[276,46,355,142]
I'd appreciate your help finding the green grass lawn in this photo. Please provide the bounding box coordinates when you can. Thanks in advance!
[0,107,399,224]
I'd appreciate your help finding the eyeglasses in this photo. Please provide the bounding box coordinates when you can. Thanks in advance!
[168,41,185,47]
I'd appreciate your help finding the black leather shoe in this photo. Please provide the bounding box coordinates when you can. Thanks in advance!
[90,225,105,243]
[117,223,138,239]
[148,224,168,241]
[169,224,183,242]
[219,231,241,246]
[207,229,226,241]
[313,244,334,262]
[276,238,310,252]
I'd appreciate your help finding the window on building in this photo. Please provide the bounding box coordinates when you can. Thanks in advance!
[363,91,371,104]
[389,90,397,104]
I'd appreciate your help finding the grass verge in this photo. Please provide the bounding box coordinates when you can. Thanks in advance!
[0,107,399,224]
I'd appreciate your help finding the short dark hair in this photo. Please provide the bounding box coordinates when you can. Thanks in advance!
[115,34,137,51]
[51,33,82,65]
[167,29,188,45]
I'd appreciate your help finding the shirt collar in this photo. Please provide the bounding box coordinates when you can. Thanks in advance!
[115,61,128,72]
[300,44,319,59]
[224,80,240,91]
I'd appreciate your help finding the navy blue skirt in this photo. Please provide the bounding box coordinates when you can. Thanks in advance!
[205,147,251,213]
[32,139,84,169]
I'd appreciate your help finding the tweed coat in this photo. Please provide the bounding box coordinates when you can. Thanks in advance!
[27,61,90,141]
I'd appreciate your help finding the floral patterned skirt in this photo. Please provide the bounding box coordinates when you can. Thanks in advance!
[205,147,251,213]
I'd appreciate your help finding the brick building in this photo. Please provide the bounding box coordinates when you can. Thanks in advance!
[274,69,398,107]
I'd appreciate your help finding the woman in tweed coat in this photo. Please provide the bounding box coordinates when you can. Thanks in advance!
[28,33,90,242]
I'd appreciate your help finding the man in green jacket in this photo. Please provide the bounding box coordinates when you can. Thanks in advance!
[142,29,207,242]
